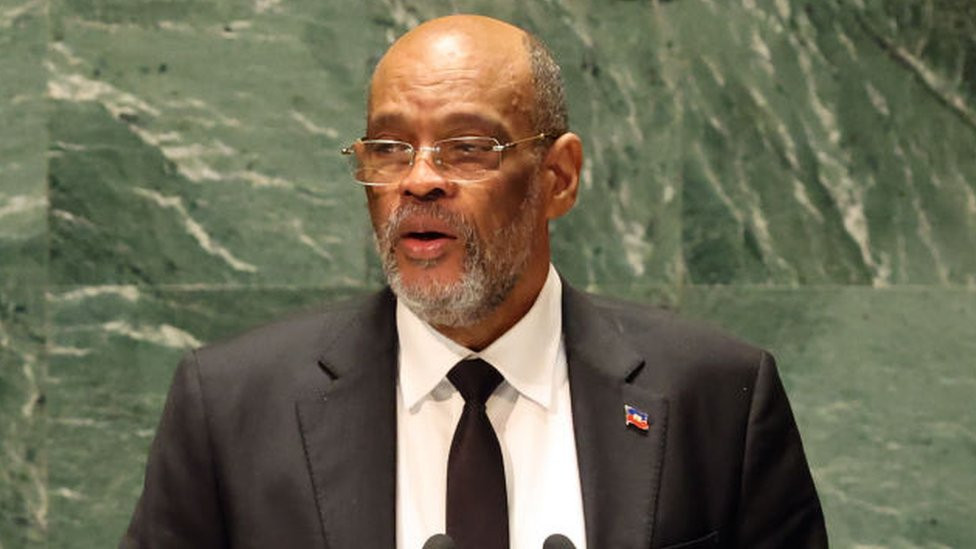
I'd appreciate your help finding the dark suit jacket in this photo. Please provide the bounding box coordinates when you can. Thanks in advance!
[122,283,827,549]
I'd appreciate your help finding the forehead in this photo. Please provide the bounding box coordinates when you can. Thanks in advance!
[368,31,533,136]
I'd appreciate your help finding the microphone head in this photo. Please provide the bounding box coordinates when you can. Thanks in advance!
[543,534,576,549]
[422,534,456,549]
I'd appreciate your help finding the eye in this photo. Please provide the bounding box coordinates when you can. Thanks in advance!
[368,141,410,156]
[443,138,495,156]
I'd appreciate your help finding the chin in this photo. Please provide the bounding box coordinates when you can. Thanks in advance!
[397,259,462,284]
[387,261,517,329]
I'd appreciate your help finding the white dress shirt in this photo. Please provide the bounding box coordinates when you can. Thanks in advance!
[396,264,587,549]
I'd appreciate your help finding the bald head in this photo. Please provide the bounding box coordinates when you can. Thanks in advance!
[368,15,567,139]
[378,15,528,70]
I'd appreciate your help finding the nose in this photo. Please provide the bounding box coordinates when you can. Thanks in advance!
[398,147,454,201]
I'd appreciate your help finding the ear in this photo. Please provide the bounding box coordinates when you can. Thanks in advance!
[542,132,583,220]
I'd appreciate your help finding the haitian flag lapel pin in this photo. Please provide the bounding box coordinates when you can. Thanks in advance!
[624,404,650,432]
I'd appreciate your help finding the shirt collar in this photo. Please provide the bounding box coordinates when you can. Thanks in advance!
[397,264,563,411]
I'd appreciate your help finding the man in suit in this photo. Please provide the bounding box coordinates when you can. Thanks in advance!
[122,14,827,549]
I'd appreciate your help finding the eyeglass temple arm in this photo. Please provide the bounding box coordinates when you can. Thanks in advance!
[497,132,553,151]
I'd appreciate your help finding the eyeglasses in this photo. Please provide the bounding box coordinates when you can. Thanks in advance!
[340,133,551,186]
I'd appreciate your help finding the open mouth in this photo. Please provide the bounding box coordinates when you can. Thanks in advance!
[397,227,459,261]
[407,231,452,241]
[392,213,461,260]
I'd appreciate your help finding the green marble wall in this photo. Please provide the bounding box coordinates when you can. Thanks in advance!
[1,0,974,546]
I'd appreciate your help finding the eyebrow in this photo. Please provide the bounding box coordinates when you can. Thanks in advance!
[365,112,408,135]
[366,111,512,141]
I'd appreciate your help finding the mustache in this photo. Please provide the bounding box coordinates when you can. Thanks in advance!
[381,202,474,247]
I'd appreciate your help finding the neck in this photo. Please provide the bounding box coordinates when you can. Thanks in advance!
[434,259,550,351]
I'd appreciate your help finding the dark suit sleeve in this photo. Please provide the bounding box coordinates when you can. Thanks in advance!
[733,352,827,548]
[121,352,228,549]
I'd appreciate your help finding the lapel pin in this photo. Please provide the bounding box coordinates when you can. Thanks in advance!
[624,404,650,432]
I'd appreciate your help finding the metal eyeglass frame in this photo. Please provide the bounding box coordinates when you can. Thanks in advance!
[340,133,552,186]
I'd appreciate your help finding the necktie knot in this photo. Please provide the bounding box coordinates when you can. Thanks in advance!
[448,358,503,406]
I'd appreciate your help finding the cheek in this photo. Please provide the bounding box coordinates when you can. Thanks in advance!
[365,189,396,229]
[497,164,541,212]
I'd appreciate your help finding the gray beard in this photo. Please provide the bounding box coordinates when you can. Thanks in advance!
[375,184,540,328]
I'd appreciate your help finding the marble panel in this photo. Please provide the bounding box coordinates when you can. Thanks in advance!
[669,285,976,547]
[1,0,48,281]
[1,0,48,546]
[0,288,46,548]
[666,0,976,285]
[43,285,363,546]
[47,1,385,287]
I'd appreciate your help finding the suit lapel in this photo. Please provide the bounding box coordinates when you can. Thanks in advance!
[295,290,398,548]
[563,284,669,549]
[291,284,668,547]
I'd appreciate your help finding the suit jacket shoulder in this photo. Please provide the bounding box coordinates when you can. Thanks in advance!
[122,288,399,549]
[194,288,395,389]
[564,286,767,397]
[561,284,827,548]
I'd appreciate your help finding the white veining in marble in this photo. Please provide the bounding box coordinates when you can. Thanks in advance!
[131,188,258,273]
[0,0,42,28]
[98,320,202,349]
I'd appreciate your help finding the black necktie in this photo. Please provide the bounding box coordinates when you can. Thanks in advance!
[446,358,509,549]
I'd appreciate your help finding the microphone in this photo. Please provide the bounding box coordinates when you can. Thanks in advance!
[543,534,576,549]
[422,534,456,549]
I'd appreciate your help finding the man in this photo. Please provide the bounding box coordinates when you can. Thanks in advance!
[122,15,827,549]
